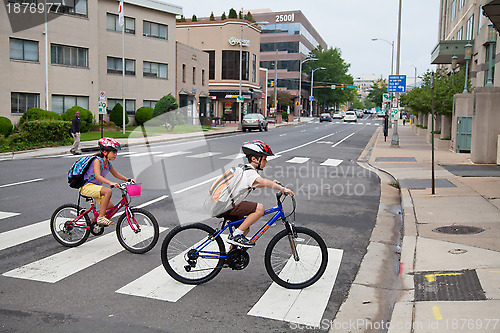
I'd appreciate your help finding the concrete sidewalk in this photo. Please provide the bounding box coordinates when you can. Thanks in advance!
[0,118,311,160]
[334,122,500,332]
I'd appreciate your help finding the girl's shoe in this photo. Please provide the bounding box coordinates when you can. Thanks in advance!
[97,216,114,226]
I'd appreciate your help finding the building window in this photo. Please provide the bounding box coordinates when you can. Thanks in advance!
[484,44,496,86]
[466,15,474,40]
[193,67,196,85]
[52,95,89,114]
[478,7,483,35]
[51,44,88,67]
[107,98,135,114]
[458,0,465,10]
[143,61,167,79]
[143,100,157,108]
[10,38,38,62]
[204,50,215,80]
[260,41,300,53]
[143,21,167,40]
[252,54,256,83]
[222,50,248,80]
[457,27,463,40]
[11,92,39,114]
[260,60,300,72]
[451,0,457,21]
[182,64,186,82]
[107,13,135,34]
[202,69,205,86]
[58,0,88,16]
[107,57,135,75]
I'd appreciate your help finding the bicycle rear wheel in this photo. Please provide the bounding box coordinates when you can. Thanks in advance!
[116,208,159,254]
[50,204,90,247]
[265,226,328,289]
[161,223,225,285]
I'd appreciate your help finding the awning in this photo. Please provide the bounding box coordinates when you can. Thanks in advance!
[430,40,474,64]
[483,0,500,32]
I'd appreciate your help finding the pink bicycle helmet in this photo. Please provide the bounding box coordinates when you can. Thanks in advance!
[242,140,274,157]
[98,137,122,151]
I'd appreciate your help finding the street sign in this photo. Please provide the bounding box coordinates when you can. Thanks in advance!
[391,108,399,119]
[388,75,406,93]
[98,101,107,115]
[309,96,314,101]
[331,85,336,89]
[237,95,244,102]
[382,93,391,103]
[99,91,105,101]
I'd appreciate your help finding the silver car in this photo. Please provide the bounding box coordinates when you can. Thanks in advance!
[242,113,268,132]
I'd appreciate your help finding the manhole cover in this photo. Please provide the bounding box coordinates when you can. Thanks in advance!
[432,225,485,234]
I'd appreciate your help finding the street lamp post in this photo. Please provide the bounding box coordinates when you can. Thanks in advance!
[238,21,268,130]
[371,38,394,75]
[310,67,326,117]
[486,24,496,87]
[463,43,472,93]
[451,55,457,85]
[299,58,318,120]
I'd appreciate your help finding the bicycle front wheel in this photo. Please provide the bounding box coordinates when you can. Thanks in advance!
[116,208,159,254]
[265,226,328,289]
[161,223,225,285]
[50,204,90,247]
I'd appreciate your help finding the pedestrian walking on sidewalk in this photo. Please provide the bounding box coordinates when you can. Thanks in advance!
[402,114,407,126]
[70,111,81,155]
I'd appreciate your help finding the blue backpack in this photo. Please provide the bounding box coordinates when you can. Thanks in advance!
[68,156,105,189]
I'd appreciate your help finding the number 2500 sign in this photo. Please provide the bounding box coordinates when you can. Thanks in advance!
[276,13,295,23]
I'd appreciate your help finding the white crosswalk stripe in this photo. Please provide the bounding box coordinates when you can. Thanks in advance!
[286,157,310,164]
[0,219,48,251]
[156,151,191,158]
[124,152,164,157]
[0,211,20,220]
[187,152,221,158]
[248,247,343,327]
[219,153,246,160]
[320,159,343,167]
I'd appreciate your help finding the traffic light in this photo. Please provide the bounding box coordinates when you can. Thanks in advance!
[377,82,382,88]
[341,84,344,90]
[270,80,274,87]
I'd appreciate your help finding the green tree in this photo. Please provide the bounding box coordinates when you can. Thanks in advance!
[244,11,254,22]
[304,46,354,108]
[177,15,186,23]
[238,10,242,19]
[153,94,180,132]
[367,79,388,108]
[109,103,129,127]
[191,14,197,22]
[350,97,364,109]
[61,105,94,132]
[221,12,226,20]
[209,12,215,21]
[277,90,294,111]
[228,8,237,19]
[364,99,376,109]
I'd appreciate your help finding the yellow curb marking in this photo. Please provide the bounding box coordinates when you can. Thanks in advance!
[489,270,500,273]
[425,272,463,282]
[432,306,443,320]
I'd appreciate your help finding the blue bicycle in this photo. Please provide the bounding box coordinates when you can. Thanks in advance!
[161,190,328,289]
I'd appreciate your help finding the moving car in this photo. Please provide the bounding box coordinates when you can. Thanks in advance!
[343,111,357,122]
[332,112,343,119]
[242,113,268,132]
[319,113,332,122]
[376,110,386,118]
[355,110,364,118]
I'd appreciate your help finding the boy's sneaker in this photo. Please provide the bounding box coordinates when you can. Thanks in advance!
[227,234,255,247]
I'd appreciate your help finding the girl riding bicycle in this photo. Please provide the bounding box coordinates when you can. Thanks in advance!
[79,137,135,226]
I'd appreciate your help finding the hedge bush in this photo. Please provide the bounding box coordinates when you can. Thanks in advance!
[61,106,94,132]
[110,103,128,127]
[19,108,60,125]
[20,120,72,143]
[135,106,154,125]
[0,117,13,136]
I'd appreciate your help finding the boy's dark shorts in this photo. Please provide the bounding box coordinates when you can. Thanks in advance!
[223,201,258,222]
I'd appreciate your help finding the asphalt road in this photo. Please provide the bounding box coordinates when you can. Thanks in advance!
[0,116,382,332]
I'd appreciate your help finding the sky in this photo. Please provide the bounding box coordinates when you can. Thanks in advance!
[168,0,440,81]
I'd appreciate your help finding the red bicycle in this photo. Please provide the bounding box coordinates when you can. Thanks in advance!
[50,182,159,254]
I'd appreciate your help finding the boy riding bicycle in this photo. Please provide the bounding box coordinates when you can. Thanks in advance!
[79,137,135,226]
[223,140,294,247]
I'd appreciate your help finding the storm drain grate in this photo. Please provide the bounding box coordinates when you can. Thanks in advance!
[414,269,486,301]
[375,157,417,162]
[399,178,455,189]
[433,225,485,235]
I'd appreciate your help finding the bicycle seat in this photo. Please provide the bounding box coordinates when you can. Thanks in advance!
[80,194,94,202]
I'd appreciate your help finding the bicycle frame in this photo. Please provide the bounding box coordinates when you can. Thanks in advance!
[193,197,289,260]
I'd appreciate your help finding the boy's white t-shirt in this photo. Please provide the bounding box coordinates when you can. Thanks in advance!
[230,163,260,204]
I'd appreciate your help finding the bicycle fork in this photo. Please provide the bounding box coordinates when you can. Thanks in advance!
[125,207,141,233]
[284,219,300,261]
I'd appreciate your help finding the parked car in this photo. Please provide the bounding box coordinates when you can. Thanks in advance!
[319,113,332,122]
[242,113,268,132]
[376,110,386,118]
[344,111,357,122]
[332,112,343,119]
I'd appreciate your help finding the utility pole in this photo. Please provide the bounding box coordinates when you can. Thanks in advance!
[391,0,402,146]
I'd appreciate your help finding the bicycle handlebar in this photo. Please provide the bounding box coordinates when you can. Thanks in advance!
[110,181,135,189]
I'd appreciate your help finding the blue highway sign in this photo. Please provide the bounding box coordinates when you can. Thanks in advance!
[388,75,406,93]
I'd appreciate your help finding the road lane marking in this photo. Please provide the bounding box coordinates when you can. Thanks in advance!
[331,133,355,148]
[156,151,191,158]
[286,157,310,164]
[187,152,221,158]
[0,178,44,188]
[320,159,343,167]
[3,227,167,283]
[173,176,219,194]
[124,152,164,157]
[136,195,169,208]
[220,153,246,160]
[0,211,20,220]
[248,247,343,327]
[432,306,443,320]
[0,220,49,251]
